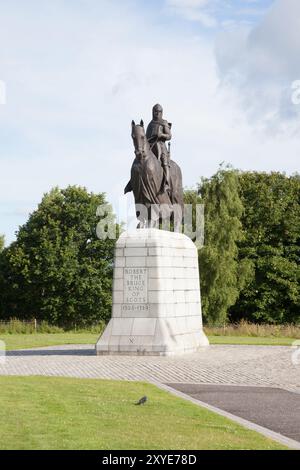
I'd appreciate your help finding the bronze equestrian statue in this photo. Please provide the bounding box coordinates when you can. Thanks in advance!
[124,105,184,230]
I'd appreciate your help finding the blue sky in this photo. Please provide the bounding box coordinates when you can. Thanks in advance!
[0,0,299,244]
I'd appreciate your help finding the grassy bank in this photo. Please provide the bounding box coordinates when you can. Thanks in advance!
[1,333,298,350]
[0,319,105,335]
[0,333,99,350]
[0,376,287,450]
[204,321,300,339]
[208,336,296,346]
[0,320,299,350]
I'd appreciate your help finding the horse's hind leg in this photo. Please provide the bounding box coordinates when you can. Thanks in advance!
[148,204,159,228]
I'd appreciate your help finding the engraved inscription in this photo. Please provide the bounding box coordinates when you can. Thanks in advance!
[124,268,148,303]
[121,304,150,312]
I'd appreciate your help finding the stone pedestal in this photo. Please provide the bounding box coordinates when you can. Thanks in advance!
[95,229,209,356]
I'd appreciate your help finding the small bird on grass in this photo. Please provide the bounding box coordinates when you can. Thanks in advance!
[135,396,147,405]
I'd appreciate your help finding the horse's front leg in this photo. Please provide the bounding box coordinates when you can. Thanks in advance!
[148,218,159,229]
[137,220,146,229]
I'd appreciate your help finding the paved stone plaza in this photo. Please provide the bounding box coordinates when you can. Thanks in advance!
[1,344,299,394]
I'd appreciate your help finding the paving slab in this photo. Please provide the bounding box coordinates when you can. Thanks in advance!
[1,344,299,393]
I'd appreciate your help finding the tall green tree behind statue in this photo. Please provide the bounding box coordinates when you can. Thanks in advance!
[230,172,300,324]
[0,186,116,326]
[197,167,253,325]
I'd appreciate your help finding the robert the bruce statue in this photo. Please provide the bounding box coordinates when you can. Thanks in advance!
[146,103,172,194]
[125,104,183,228]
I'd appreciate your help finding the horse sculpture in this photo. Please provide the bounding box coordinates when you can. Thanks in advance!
[124,120,184,230]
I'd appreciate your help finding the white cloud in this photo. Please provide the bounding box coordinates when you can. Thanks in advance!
[0,1,219,242]
[0,0,299,245]
[215,0,300,133]
[167,0,209,6]
[165,0,273,29]
[0,80,6,105]
[165,0,217,27]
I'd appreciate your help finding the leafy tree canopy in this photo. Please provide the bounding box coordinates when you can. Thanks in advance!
[230,172,300,324]
[0,186,117,326]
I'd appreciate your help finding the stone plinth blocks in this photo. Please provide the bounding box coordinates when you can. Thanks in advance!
[96,229,209,356]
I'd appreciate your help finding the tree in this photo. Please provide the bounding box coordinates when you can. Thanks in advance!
[0,236,4,315]
[0,186,117,326]
[183,189,204,248]
[196,167,253,325]
[230,172,300,324]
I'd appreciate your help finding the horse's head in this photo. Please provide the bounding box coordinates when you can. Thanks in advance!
[131,120,149,160]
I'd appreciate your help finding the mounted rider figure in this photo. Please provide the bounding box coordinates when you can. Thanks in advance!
[146,103,172,195]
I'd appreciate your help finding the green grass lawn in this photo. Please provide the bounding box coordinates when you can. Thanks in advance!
[0,376,287,450]
[0,333,296,351]
[1,333,99,350]
[208,336,296,346]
